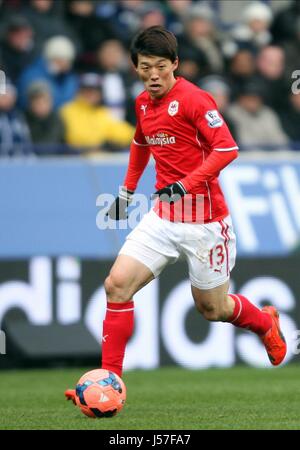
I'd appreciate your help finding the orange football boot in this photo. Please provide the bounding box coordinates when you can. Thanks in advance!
[260,306,287,366]
[65,389,76,405]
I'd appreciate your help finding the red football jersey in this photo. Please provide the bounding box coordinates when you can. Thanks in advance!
[128,77,238,223]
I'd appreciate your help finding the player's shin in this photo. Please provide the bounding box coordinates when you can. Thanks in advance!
[101,300,134,377]
[226,294,272,335]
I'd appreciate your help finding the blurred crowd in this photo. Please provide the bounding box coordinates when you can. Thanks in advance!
[0,0,300,157]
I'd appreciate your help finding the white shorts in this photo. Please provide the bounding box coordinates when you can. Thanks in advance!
[119,209,236,290]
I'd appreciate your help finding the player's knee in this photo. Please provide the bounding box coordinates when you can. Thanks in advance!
[202,307,221,321]
[104,273,131,302]
[197,300,221,321]
[195,291,231,321]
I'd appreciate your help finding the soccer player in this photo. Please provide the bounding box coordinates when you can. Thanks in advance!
[66,26,286,402]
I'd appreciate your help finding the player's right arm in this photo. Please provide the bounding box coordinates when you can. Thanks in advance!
[106,106,151,220]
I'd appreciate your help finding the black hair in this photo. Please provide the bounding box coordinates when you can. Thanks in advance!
[130,26,178,67]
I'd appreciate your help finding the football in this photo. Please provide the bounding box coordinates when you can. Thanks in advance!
[75,369,126,418]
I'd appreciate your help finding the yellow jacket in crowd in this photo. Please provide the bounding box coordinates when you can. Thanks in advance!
[60,97,135,150]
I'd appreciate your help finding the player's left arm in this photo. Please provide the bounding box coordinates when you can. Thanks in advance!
[153,92,238,201]
[179,92,238,192]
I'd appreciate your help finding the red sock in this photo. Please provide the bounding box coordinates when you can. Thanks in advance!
[101,300,134,378]
[227,294,272,336]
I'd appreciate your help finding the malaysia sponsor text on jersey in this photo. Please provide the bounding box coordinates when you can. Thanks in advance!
[145,132,176,146]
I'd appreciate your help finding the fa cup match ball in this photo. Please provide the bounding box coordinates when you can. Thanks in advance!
[75,369,126,418]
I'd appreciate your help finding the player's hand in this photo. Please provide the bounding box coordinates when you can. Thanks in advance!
[152,181,187,204]
[106,187,134,220]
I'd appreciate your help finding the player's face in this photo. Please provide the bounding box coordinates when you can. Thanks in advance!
[136,54,178,99]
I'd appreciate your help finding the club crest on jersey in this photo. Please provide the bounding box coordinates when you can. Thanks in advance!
[168,100,179,116]
[205,110,223,128]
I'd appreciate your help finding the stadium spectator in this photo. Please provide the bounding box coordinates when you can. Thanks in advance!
[122,64,145,125]
[21,0,75,46]
[279,16,300,85]
[137,1,166,30]
[256,45,290,114]
[0,0,22,17]
[25,80,65,154]
[165,0,193,37]
[18,35,78,110]
[178,2,225,75]
[0,15,38,83]
[199,75,236,138]
[0,79,31,156]
[279,92,300,147]
[226,48,256,100]
[227,80,289,150]
[176,53,203,84]
[227,1,273,55]
[271,0,300,44]
[95,0,144,46]
[64,0,114,72]
[96,39,129,120]
[60,73,134,153]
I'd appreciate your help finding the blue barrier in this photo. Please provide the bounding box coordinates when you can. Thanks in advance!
[0,153,300,258]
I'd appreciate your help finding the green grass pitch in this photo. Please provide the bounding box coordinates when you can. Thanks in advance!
[0,365,300,430]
